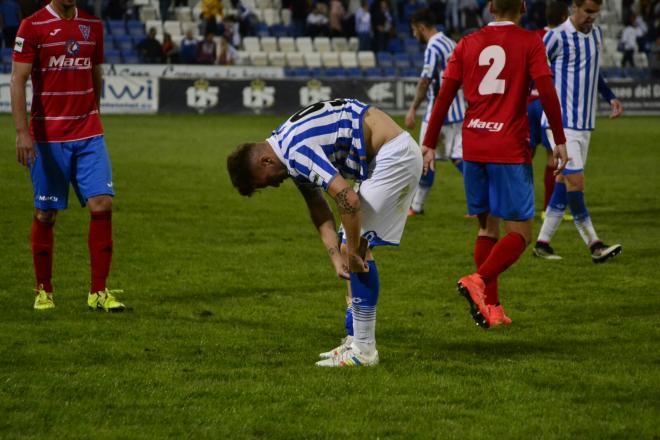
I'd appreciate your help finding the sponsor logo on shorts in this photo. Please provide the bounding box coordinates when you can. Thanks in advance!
[467,118,504,132]
[38,195,59,202]
[14,37,24,52]
[107,182,113,188]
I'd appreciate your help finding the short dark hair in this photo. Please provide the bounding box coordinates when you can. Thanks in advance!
[574,0,602,7]
[227,143,257,197]
[546,1,569,26]
[410,8,436,27]
[491,0,522,16]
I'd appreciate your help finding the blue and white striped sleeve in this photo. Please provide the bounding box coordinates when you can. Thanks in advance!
[421,45,438,79]
[288,144,339,190]
[544,30,560,62]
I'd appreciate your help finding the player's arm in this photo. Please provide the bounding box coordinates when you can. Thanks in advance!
[326,174,368,273]
[536,74,568,174]
[597,72,622,119]
[405,77,431,129]
[296,181,349,280]
[420,77,460,174]
[10,60,35,167]
[92,65,103,113]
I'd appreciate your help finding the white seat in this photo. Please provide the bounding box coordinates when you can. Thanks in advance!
[331,37,348,52]
[348,36,359,51]
[250,52,269,66]
[296,37,314,53]
[174,6,193,21]
[260,36,278,52]
[257,0,272,8]
[314,36,331,53]
[268,51,286,66]
[139,6,158,21]
[271,0,281,8]
[286,52,305,67]
[235,50,250,65]
[339,51,358,68]
[321,51,340,67]
[278,37,296,53]
[304,52,322,68]
[280,8,292,26]
[357,51,376,68]
[262,8,280,26]
[603,38,618,54]
[243,36,261,53]
[634,52,648,68]
[145,19,164,34]
[243,0,257,8]
[163,20,182,36]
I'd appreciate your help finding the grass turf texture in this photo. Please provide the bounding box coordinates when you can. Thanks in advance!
[0,114,658,439]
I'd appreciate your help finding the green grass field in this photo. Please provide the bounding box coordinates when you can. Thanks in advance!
[0,114,658,439]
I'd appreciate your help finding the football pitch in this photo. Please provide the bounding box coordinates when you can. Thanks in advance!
[0,114,658,438]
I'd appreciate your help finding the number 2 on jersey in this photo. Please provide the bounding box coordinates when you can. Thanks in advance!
[478,45,506,95]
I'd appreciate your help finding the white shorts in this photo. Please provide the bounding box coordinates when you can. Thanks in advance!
[545,128,591,174]
[340,132,423,247]
[420,120,463,160]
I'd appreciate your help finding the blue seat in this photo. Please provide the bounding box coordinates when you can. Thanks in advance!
[269,24,288,37]
[377,52,393,68]
[107,20,126,36]
[394,52,410,68]
[402,67,419,77]
[387,37,403,53]
[344,67,362,77]
[122,49,139,63]
[127,23,145,39]
[364,67,382,77]
[308,67,323,78]
[1,47,13,64]
[381,67,396,77]
[412,52,424,68]
[256,23,269,37]
[114,35,134,51]
[104,49,122,64]
[293,67,312,77]
[324,67,346,77]
[404,37,420,54]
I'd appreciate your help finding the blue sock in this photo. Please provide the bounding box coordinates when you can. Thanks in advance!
[344,306,353,336]
[567,191,589,221]
[453,160,464,175]
[548,182,567,212]
[349,261,379,351]
[419,168,435,188]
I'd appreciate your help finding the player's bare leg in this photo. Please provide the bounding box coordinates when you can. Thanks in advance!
[32,209,58,310]
[86,195,125,311]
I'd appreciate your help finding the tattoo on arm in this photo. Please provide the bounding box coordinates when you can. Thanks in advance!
[327,246,339,257]
[336,187,360,215]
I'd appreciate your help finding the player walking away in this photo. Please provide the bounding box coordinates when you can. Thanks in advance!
[227,99,422,366]
[11,0,125,311]
[405,8,465,216]
[533,0,623,263]
[528,1,569,212]
[422,0,568,328]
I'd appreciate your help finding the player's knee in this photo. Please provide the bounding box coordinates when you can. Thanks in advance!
[35,209,57,223]
[564,173,584,191]
[88,195,113,212]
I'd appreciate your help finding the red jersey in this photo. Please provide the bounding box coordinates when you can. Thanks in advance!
[442,22,551,163]
[13,4,104,142]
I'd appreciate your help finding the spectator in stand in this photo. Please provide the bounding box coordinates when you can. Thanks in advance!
[330,0,346,37]
[307,3,330,37]
[459,0,482,30]
[372,0,393,52]
[284,0,309,37]
[218,36,237,64]
[0,0,21,48]
[180,29,199,63]
[137,27,164,63]
[355,0,372,50]
[201,0,222,35]
[162,32,179,64]
[231,0,258,37]
[197,31,217,64]
[621,14,638,67]
[222,14,241,47]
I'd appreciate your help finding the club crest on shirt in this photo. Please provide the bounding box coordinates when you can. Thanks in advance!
[65,39,81,56]
[79,24,91,41]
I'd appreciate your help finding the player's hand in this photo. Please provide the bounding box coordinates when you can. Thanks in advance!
[610,99,623,119]
[348,253,369,273]
[331,253,350,280]
[16,131,36,167]
[421,145,436,175]
[404,108,416,129]
[553,143,569,175]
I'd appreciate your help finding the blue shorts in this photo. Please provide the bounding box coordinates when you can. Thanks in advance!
[463,161,534,221]
[30,135,114,210]
[528,99,551,152]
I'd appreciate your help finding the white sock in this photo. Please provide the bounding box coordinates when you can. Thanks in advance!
[538,207,565,243]
[411,185,430,212]
[352,306,376,355]
[574,216,599,246]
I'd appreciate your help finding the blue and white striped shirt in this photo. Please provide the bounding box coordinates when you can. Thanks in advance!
[422,31,465,125]
[267,99,370,190]
[542,18,605,131]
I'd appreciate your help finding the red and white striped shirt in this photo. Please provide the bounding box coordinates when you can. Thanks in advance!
[13,4,104,142]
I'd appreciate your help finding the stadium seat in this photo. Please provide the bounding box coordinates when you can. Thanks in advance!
[314,37,331,53]
[262,8,280,26]
[260,36,278,53]
[269,24,288,37]
[234,50,250,65]
[104,36,116,50]
[377,52,393,68]
[114,35,134,51]
[257,0,272,8]
[1,47,13,64]
[364,67,382,77]
[279,37,296,53]
[339,51,358,68]
[348,37,359,51]
[321,51,340,68]
[357,51,376,69]
[139,5,158,21]
[394,53,411,69]
[105,49,122,64]
[174,6,193,21]
[286,52,305,67]
[331,37,348,52]
[308,67,323,78]
[304,52,322,68]
[324,67,346,77]
[289,67,310,76]
[401,67,419,77]
[634,53,649,68]
[243,36,261,53]
[107,20,126,36]
[127,20,146,38]
[404,37,420,54]
[0,62,11,73]
[280,8,292,26]
[145,20,163,35]
[250,52,269,66]
[122,49,140,64]
[268,51,286,66]
[344,67,362,77]
[163,20,182,36]
[381,67,396,77]
[387,38,403,53]
[412,52,424,68]
[256,23,270,37]
[296,37,314,53]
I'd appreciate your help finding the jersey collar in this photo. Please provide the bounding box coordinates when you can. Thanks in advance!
[565,17,593,36]
[46,3,79,20]
[487,21,515,26]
